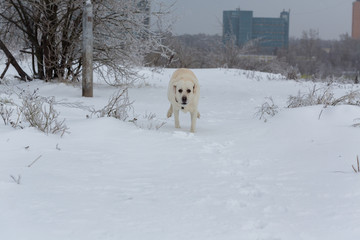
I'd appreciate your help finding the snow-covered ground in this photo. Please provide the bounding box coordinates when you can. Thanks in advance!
[1,66,360,240]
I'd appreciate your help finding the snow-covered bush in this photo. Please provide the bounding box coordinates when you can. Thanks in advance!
[255,97,279,122]
[331,90,360,106]
[88,90,164,130]
[0,103,14,126]
[288,84,360,108]
[1,89,69,134]
[286,66,299,80]
[90,89,133,121]
[287,85,334,108]
[19,90,69,136]
[1,94,22,129]
[131,112,166,130]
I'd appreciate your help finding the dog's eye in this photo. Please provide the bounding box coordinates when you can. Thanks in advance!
[187,89,191,93]
[178,89,183,93]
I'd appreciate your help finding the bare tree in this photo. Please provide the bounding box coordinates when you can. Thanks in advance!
[0,0,173,84]
[300,29,321,60]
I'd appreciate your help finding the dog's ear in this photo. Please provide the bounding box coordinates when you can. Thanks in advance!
[193,84,196,94]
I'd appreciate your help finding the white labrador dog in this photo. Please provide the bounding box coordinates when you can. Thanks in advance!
[167,68,200,132]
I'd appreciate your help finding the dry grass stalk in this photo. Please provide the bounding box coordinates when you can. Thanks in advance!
[352,155,360,173]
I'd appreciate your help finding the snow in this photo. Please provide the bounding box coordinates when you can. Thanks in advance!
[1,66,360,240]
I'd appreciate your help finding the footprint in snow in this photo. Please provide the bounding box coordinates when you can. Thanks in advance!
[172,131,195,139]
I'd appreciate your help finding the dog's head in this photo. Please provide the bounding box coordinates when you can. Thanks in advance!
[173,80,197,106]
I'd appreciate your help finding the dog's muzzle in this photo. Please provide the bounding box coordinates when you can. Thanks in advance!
[181,96,187,105]
[176,97,187,109]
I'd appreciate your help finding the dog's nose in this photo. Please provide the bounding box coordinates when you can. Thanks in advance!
[182,96,187,103]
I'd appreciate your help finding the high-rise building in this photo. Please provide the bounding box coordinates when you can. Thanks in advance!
[223,9,290,55]
[352,0,360,39]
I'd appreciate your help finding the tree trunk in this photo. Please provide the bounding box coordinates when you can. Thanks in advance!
[35,45,45,80]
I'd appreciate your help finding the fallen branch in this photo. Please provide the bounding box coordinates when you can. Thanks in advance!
[28,155,42,168]
[0,59,10,79]
[0,40,32,81]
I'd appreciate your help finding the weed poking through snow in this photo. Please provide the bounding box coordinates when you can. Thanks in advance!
[131,112,166,130]
[255,97,279,122]
[90,88,133,121]
[10,175,21,184]
[352,156,360,173]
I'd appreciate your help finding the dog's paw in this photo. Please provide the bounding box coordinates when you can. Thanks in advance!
[167,111,172,118]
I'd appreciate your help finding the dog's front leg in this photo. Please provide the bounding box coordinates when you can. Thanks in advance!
[190,111,197,132]
[167,104,173,118]
[174,108,180,128]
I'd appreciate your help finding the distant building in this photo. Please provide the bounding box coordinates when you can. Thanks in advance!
[223,9,290,55]
[352,0,360,39]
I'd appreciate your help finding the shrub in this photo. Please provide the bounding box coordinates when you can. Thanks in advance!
[20,96,69,136]
[287,84,360,108]
[287,85,334,108]
[17,89,69,135]
[0,103,13,125]
[255,97,279,122]
[90,88,133,121]
[131,112,166,130]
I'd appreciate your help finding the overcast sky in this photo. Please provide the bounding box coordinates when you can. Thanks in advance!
[161,0,354,40]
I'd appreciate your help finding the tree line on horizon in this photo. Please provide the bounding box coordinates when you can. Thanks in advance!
[146,29,360,82]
